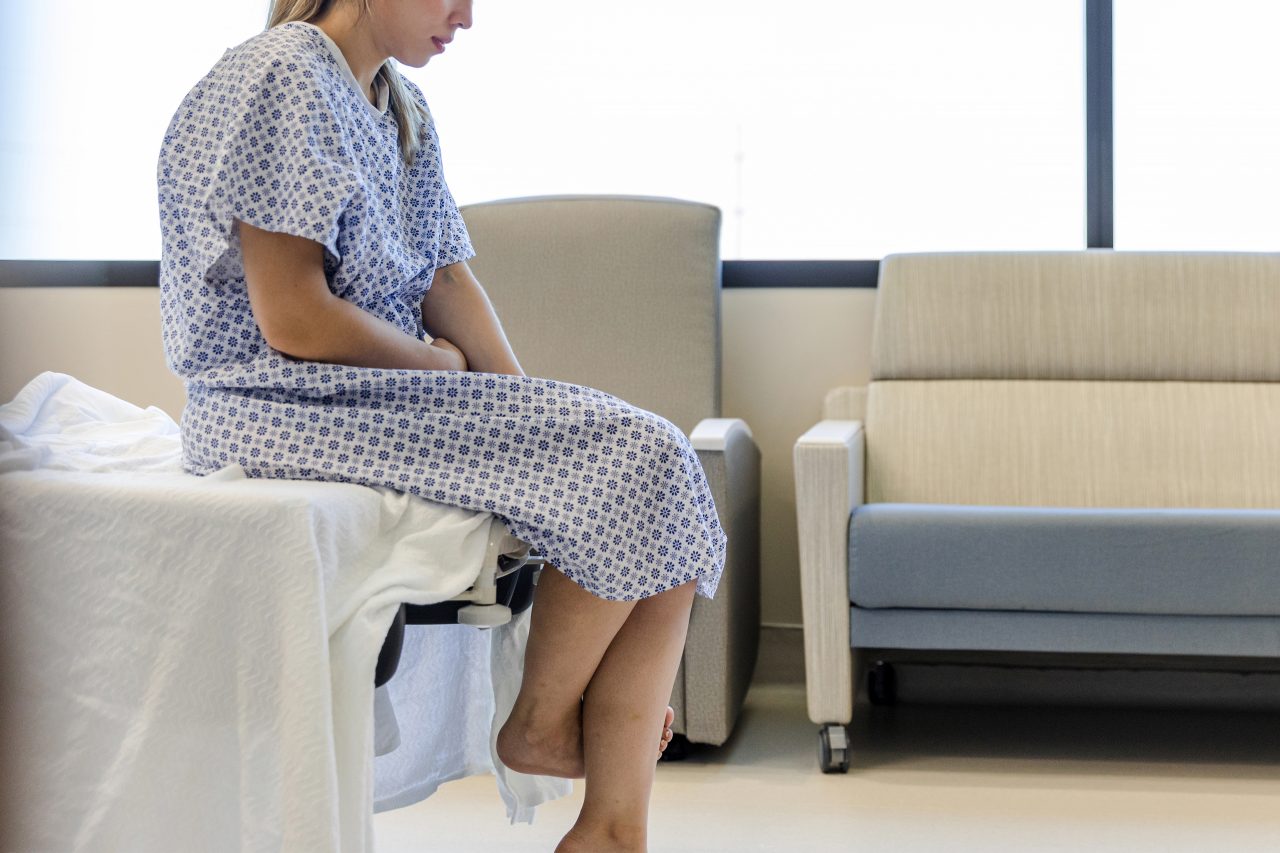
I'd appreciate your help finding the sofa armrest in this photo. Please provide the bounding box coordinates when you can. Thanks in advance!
[684,417,761,745]
[794,419,864,725]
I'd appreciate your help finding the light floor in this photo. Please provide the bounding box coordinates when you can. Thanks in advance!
[375,660,1280,852]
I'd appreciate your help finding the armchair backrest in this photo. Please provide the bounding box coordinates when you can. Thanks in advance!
[864,251,1280,508]
[460,196,722,437]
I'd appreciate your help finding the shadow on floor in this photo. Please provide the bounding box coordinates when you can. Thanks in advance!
[849,701,1280,777]
[666,680,1280,782]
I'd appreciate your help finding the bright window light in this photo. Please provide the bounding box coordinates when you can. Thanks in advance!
[0,1,269,261]
[1114,0,1280,250]
[1,0,1085,261]
[409,0,1087,258]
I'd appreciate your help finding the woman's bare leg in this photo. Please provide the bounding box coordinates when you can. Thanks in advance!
[497,566,637,777]
[495,566,697,851]
[562,578,696,852]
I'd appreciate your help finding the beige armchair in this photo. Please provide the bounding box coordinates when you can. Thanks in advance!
[461,195,762,748]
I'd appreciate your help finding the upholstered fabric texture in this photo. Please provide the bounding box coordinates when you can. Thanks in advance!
[850,608,1280,658]
[865,379,1280,507]
[848,504,1280,615]
[872,251,1280,382]
[461,196,722,437]
[684,431,762,744]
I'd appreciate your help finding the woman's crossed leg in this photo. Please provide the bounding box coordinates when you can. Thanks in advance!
[497,564,696,853]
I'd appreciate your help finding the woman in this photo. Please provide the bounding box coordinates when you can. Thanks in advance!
[156,1,727,850]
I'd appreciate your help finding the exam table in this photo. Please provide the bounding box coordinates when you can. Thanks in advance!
[0,372,568,853]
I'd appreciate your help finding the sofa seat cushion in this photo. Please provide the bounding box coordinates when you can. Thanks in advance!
[849,504,1280,616]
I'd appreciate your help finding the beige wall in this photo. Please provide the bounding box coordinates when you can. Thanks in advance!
[0,288,186,417]
[0,286,876,626]
[721,288,875,625]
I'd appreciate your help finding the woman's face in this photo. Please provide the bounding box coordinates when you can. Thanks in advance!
[369,0,473,67]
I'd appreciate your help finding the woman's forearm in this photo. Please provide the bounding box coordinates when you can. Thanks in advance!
[238,218,461,371]
[270,291,460,371]
[421,261,525,376]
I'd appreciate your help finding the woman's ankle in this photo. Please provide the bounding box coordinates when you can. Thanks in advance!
[557,819,647,853]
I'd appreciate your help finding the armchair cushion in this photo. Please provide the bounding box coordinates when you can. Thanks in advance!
[849,504,1280,616]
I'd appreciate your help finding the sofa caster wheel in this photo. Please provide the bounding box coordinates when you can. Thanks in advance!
[819,724,850,774]
[868,660,897,706]
[659,733,691,762]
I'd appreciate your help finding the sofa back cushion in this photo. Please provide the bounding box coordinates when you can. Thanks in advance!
[865,252,1280,508]
[872,251,1280,382]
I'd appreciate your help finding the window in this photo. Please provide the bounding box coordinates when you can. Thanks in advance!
[1114,0,1280,250]
[0,1,268,261]
[412,0,1087,258]
[1,0,1086,262]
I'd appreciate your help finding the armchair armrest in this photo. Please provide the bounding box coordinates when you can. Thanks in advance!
[794,419,864,725]
[683,417,761,745]
[690,417,754,451]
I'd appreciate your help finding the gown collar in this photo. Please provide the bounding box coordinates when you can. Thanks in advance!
[296,21,389,116]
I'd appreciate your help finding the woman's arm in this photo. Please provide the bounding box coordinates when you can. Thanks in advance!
[238,220,465,371]
[420,261,526,377]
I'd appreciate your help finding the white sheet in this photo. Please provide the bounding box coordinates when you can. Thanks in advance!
[0,373,569,852]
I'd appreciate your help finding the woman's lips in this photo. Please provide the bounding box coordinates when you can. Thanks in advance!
[432,37,446,52]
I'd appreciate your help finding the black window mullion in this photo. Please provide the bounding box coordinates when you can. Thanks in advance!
[1086,0,1115,249]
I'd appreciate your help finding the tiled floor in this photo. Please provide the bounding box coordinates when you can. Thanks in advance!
[375,640,1280,852]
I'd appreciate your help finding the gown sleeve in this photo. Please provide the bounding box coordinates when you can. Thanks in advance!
[212,56,362,261]
[434,179,474,269]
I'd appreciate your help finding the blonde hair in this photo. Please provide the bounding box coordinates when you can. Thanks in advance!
[267,0,428,166]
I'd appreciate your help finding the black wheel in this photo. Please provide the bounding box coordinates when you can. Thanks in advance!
[659,733,691,762]
[818,725,850,774]
[867,660,897,706]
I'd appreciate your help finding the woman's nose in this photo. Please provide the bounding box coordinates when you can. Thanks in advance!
[455,1,474,30]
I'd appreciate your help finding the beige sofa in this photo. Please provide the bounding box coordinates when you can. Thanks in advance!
[462,196,762,749]
[795,251,1280,772]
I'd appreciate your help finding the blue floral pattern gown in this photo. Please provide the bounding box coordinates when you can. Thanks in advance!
[156,22,725,601]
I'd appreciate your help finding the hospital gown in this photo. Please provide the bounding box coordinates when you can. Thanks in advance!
[156,21,725,601]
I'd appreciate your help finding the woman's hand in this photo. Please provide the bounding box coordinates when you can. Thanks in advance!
[421,261,525,376]
[428,336,469,371]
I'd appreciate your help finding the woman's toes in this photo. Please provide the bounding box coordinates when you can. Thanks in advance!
[658,706,676,758]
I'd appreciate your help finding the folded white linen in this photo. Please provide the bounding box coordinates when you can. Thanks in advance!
[374,610,572,824]
[0,373,569,852]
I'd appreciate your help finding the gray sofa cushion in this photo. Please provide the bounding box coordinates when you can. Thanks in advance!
[849,504,1280,616]
[849,608,1280,657]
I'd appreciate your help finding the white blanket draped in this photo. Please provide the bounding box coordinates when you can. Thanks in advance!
[0,373,569,852]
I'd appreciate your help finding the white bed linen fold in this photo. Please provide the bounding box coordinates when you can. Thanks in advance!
[0,373,569,852]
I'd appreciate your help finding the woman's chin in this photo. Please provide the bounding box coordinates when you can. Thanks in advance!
[395,51,434,69]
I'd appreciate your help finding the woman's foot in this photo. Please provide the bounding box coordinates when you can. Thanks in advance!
[497,703,676,778]
[497,700,584,778]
